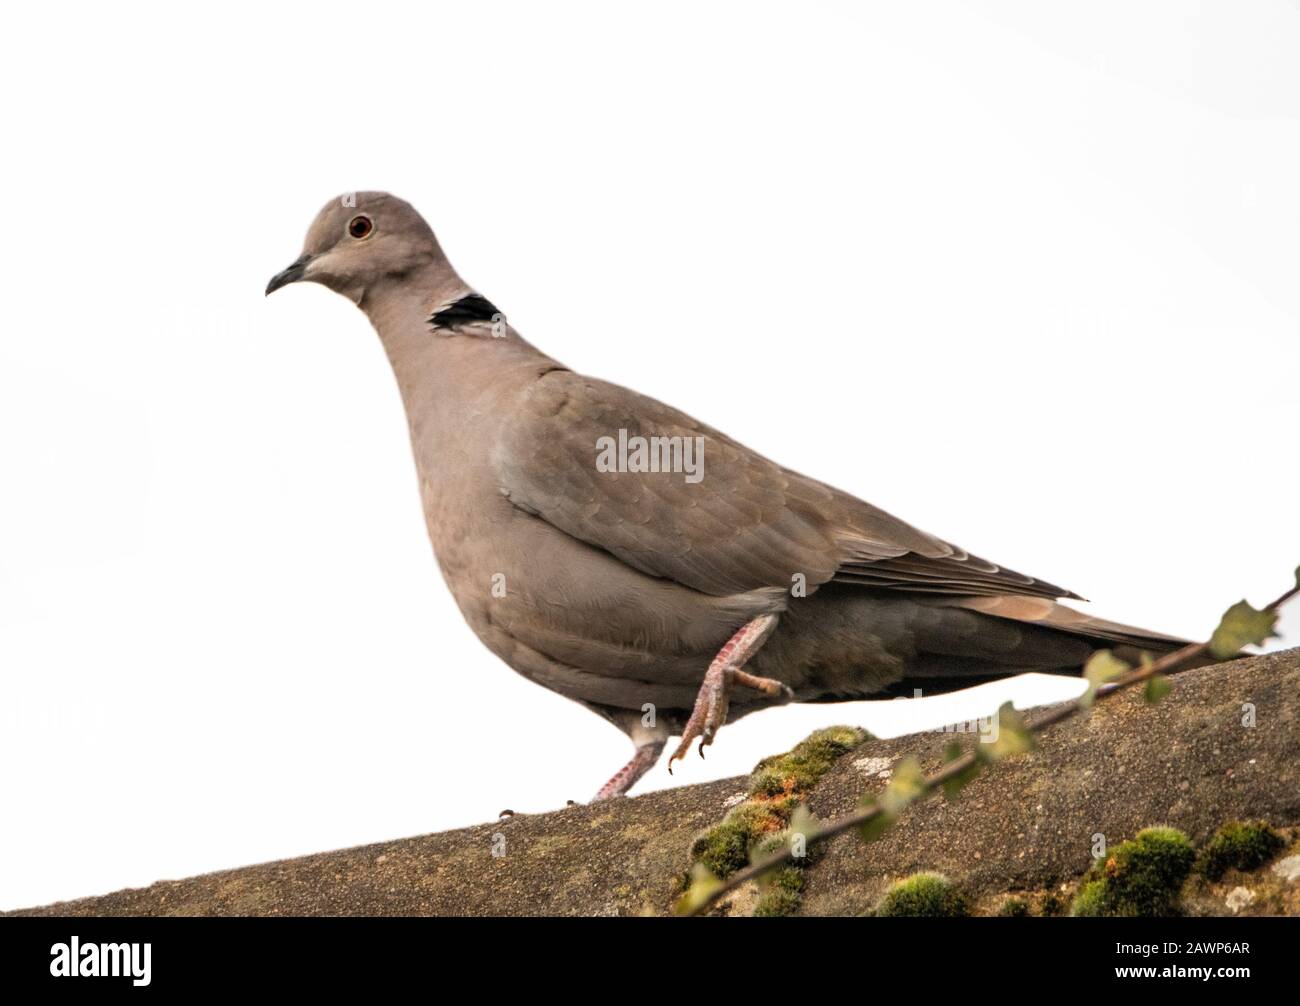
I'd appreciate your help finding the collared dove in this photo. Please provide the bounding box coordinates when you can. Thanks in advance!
[267,192,1185,800]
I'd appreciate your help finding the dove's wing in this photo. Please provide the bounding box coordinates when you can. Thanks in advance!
[495,371,1077,600]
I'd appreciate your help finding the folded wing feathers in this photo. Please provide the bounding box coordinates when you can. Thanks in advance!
[834,549,1081,601]
[500,370,1083,602]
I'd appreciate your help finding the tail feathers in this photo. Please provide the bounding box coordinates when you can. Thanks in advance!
[939,593,1236,672]
[874,595,1217,700]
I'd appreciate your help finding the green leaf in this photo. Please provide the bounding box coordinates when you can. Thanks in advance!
[1209,600,1278,659]
[787,804,822,844]
[672,862,722,915]
[977,702,1034,762]
[856,757,927,843]
[1080,650,1130,707]
[856,803,897,844]
[879,756,927,815]
[940,742,981,799]
[1144,674,1172,704]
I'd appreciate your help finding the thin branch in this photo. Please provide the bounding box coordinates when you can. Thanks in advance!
[683,579,1299,916]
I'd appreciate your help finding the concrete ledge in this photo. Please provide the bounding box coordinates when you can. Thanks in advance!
[10,648,1300,917]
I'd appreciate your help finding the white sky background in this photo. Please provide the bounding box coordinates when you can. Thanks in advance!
[2,1,1298,911]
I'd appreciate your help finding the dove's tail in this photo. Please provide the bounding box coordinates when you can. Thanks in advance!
[867,593,1221,700]
[939,594,1201,666]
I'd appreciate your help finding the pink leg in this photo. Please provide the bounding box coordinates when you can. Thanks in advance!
[592,741,666,801]
[669,614,789,769]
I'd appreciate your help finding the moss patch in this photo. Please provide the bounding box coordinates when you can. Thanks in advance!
[1198,821,1285,880]
[997,896,1030,917]
[682,726,869,915]
[750,726,869,797]
[1070,879,1110,917]
[754,867,805,917]
[689,801,785,878]
[1071,826,1195,917]
[877,872,968,917]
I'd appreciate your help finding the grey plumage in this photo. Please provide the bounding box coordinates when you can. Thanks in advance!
[267,192,1186,799]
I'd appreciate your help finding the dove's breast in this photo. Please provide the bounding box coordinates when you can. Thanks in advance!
[414,465,787,708]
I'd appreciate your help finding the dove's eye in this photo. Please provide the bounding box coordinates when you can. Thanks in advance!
[348,215,374,239]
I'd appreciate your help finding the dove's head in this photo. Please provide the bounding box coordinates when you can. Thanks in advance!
[266,192,444,303]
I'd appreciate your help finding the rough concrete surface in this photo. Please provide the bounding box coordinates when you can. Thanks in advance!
[10,648,1299,917]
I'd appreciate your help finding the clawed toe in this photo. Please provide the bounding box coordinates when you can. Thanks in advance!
[668,614,787,772]
[669,666,727,768]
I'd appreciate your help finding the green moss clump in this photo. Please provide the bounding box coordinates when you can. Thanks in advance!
[683,725,868,915]
[753,888,801,917]
[998,896,1030,917]
[689,802,780,878]
[749,726,869,797]
[754,867,805,917]
[1071,826,1195,917]
[1070,879,1110,917]
[877,872,968,917]
[1198,821,1286,880]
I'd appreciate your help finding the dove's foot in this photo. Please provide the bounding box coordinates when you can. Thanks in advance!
[592,740,667,801]
[669,614,790,769]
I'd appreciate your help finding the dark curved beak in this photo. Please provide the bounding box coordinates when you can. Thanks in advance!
[265,254,312,296]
